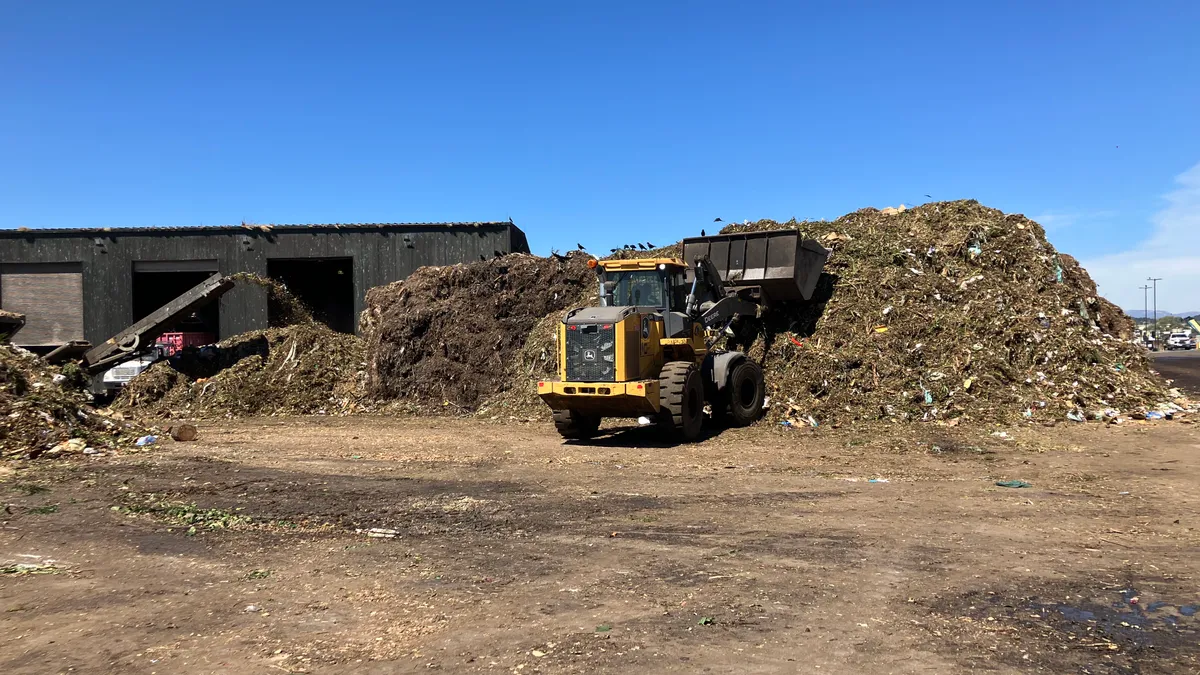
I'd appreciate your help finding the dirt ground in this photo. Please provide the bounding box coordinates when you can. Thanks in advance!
[2,415,1198,674]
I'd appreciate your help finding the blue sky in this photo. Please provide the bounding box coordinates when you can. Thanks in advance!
[2,1,1198,308]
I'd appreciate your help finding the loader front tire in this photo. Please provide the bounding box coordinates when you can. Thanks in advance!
[725,359,765,427]
[658,361,704,442]
[553,409,601,439]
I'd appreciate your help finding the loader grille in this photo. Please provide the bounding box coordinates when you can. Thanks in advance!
[564,324,616,382]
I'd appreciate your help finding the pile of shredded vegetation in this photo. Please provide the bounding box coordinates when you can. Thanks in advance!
[360,200,1178,426]
[1,345,146,459]
[361,252,596,413]
[115,323,366,418]
[718,201,1174,424]
[227,272,313,326]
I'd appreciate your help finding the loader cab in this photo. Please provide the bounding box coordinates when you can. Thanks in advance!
[596,259,687,311]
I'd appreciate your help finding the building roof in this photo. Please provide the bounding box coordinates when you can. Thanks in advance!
[0,222,516,237]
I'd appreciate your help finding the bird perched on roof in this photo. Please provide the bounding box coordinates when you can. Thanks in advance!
[700,229,706,236]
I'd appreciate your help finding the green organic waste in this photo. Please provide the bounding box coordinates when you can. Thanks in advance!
[113,493,253,531]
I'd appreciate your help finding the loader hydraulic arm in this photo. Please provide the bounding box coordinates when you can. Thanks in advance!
[685,255,759,329]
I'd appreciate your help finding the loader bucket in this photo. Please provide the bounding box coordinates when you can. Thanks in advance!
[681,230,830,302]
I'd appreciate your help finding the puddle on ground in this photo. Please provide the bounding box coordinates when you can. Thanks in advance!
[978,585,1198,650]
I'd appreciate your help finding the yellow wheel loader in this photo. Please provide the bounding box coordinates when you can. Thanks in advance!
[538,231,829,442]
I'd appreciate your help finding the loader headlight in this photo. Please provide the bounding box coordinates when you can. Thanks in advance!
[658,263,666,270]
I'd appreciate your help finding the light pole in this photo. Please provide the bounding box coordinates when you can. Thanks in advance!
[1140,284,1151,341]
[1148,277,1163,347]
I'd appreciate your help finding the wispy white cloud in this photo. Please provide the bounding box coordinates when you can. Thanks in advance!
[1030,209,1117,230]
[1080,162,1200,312]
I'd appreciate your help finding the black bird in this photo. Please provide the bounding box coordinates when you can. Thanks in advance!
[701,229,706,236]
[577,243,585,250]
[508,216,514,224]
[645,241,655,248]
[493,250,503,258]
[924,194,932,199]
[479,254,487,261]
[610,248,618,253]
[713,217,722,222]
[637,243,646,250]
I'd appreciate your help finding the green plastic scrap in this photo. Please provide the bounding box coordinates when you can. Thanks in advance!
[995,479,1032,488]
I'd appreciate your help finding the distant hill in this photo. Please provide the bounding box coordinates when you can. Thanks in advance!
[1125,309,1200,320]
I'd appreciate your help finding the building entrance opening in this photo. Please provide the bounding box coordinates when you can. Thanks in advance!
[131,262,220,338]
[267,258,354,333]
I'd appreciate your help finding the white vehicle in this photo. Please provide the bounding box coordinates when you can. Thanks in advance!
[100,352,161,391]
[1165,332,1193,350]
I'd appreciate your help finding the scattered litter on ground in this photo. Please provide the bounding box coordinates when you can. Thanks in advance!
[358,528,399,538]
[0,561,61,575]
[135,435,157,447]
[996,480,1033,488]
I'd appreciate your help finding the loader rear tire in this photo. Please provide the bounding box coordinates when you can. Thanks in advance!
[658,361,704,442]
[553,409,601,439]
[725,359,765,427]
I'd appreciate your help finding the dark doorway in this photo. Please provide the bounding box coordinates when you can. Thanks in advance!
[267,258,355,333]
[131,269,220,335]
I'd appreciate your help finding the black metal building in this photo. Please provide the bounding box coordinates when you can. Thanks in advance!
[0,222,528,348]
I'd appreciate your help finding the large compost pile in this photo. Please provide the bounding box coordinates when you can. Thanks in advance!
[1,345,146,459]
[116,274,364,418]
[115,323,366,418]
[361,252,596,414]
[716,201,1169,424]
[364,200,1175,425]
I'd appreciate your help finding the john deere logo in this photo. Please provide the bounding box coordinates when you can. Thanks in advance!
[583,349,597,362]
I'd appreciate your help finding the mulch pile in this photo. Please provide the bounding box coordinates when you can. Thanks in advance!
[115,323,366,418]
[1,345,147,459]
[361,252,596,415]
[228,272,313,326]
[363,200,1182,425]
[115,274,365,418]
[721,201,1176,425]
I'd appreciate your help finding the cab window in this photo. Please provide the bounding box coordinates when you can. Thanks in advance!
[608,270,665,307]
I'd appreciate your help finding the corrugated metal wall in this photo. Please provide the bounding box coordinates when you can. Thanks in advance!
[0,224,526,345]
